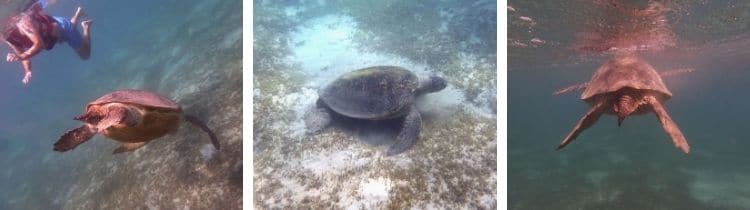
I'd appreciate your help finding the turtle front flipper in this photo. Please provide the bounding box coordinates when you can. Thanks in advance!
[305,108,332,134]
[647,96,690,154]
[113,142,148,154]
[54,125,97,152]
[659,68,695,78]
[304,99,332,134]
[557,101,606,150]
[553,82,589,95]
[387,106,421,156]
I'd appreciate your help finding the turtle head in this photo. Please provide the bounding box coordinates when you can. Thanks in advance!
[419,75,447,94]
[612,94,639,126]
[75,104,140,129]
[75,111,103,124]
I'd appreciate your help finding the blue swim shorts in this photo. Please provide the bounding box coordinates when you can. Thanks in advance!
[52,16,83,50]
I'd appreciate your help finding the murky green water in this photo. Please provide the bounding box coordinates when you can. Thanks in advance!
[510,1,750,209]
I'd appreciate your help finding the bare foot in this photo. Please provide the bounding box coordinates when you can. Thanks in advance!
[81,20,93,31]
[75,7,85,17]
[22,72,31,84]
[72,7,87,25]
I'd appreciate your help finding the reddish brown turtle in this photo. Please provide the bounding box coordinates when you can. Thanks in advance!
[554,55,690,153]
[53,89,220,154]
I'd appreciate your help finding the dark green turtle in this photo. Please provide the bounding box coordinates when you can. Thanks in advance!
[306,66,447,156]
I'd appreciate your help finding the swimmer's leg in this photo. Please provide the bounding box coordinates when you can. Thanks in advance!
[76,20,92,60]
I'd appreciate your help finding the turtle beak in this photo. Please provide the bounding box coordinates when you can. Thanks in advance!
[74,113,88,121]
[617,116,625,126]
[75,113,101,124]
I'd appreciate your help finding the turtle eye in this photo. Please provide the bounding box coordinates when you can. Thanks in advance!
[90,115,103,124]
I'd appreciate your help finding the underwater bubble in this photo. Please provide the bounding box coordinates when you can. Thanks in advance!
[519,16,536,26]
[199,143,217,161]
[530,38,546,46]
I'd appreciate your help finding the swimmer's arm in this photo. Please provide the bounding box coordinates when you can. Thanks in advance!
[14,16,44,60]
[21,59,32,74]
[4,40,23,55]
[5,40,23,55]
[5,40,33,83]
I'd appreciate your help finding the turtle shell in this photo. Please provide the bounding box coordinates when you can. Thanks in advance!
[320,66,418,119]
[88,89,181,111]
[581,56,672,101]
[102,110,181,143]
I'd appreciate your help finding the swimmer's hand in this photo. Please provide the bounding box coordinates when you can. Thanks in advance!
[6,53,19,62]
[22,72,31,85]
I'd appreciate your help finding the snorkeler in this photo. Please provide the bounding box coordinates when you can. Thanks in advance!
[2,2,93,85]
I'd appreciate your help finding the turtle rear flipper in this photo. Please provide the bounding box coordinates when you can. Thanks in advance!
[557,101,606,150]
[184,114,220,150]
[113,142,148,154]
[386,107,421,156]
[648,96,690,154]
[54,125,96,152]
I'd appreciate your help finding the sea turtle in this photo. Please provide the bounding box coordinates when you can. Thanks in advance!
[53,89,220,154]
[305,66,447,156]
[554,55,691,153]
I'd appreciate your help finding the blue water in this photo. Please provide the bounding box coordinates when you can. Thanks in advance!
[510,1,750,209]
[0,0,241,209]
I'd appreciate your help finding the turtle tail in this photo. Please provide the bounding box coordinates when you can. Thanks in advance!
[184,114,220,150]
